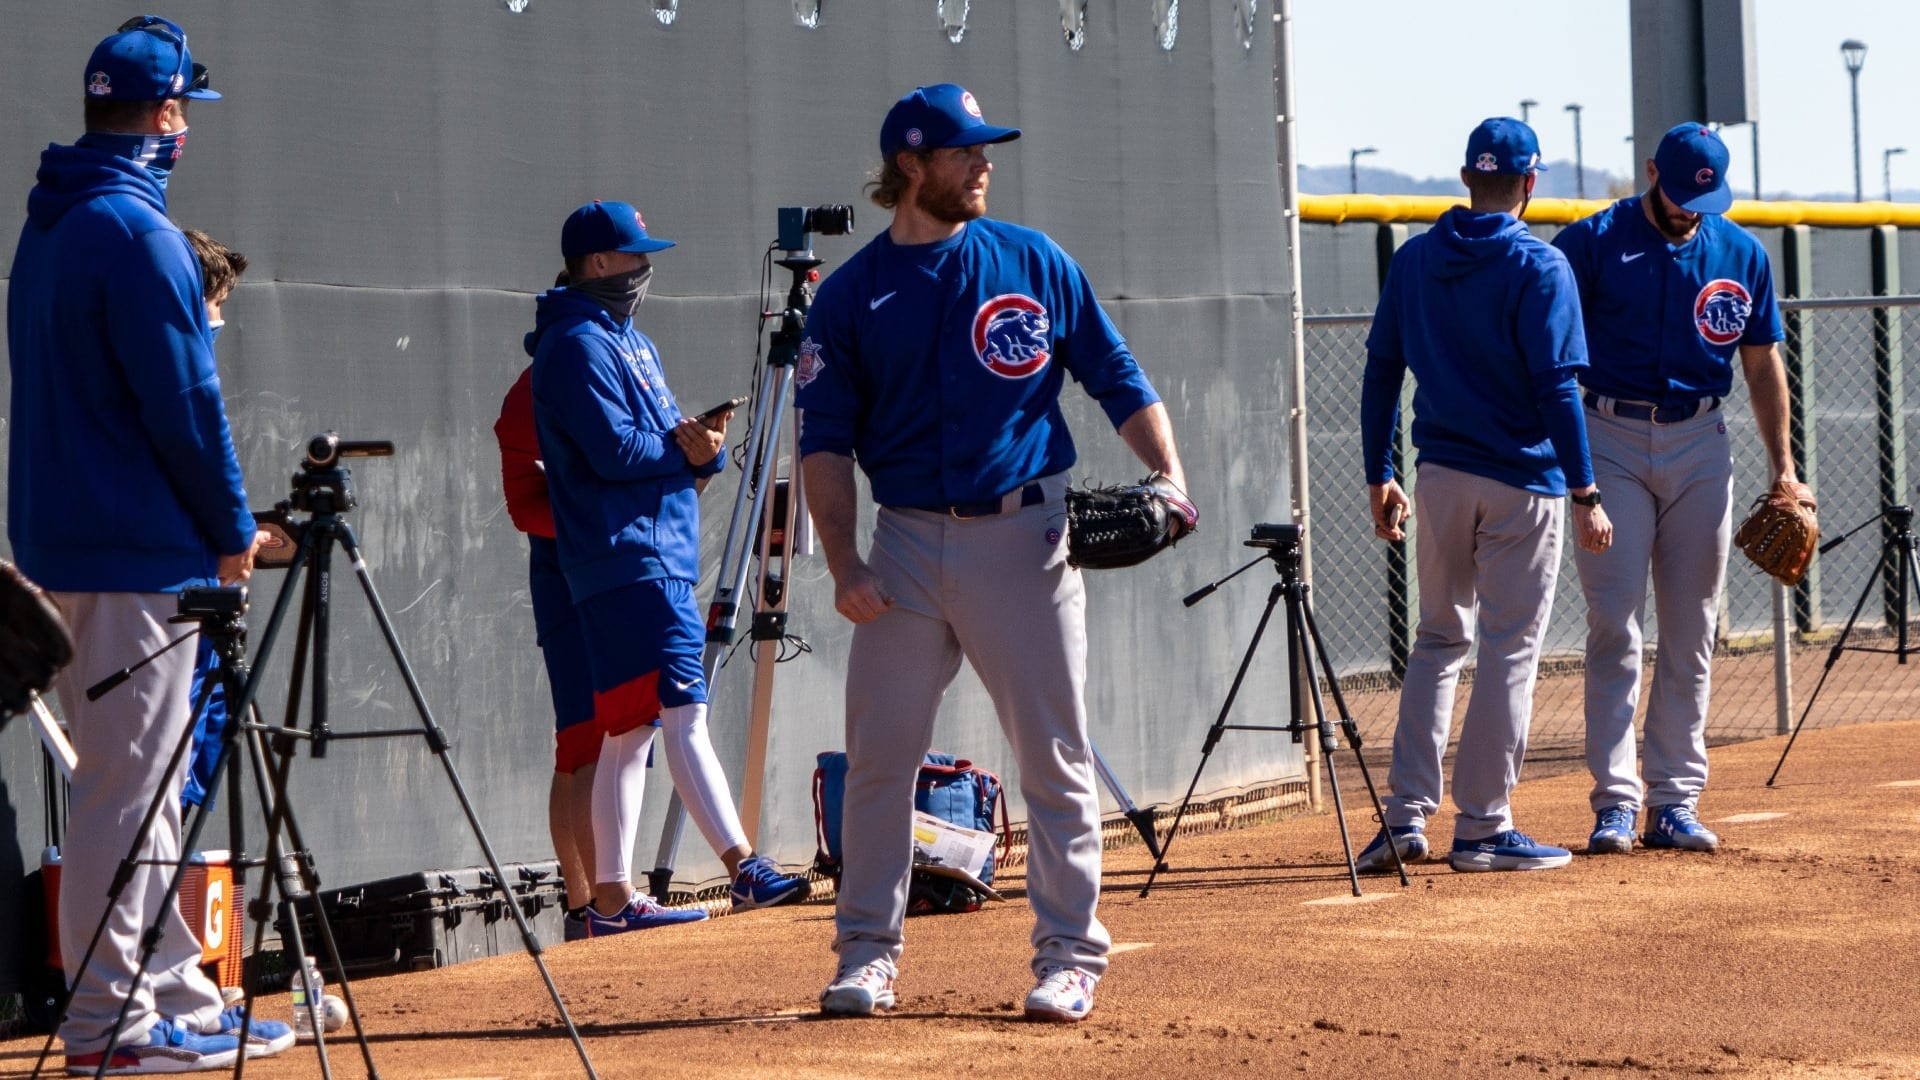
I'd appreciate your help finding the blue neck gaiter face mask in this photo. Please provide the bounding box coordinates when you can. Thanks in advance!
[78,128,189,190]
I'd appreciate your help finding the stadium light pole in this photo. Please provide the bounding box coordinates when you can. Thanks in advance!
[1843,39,1867,201]
[1349,146,1378,194]
[1886,147,1907,201]
[1519,98,1537,124]
[1565,103,1585,199]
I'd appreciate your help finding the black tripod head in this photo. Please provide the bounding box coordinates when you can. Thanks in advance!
[1185,522,1309,607]
[286,432,393,516]
[1245,522,1305,580]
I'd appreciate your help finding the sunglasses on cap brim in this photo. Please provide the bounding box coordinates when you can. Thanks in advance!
[115,15,211,96]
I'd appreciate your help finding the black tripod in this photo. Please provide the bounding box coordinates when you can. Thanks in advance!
[1768,504,1920,785]
[1141,523,1408,899]
[40,435,598,1078]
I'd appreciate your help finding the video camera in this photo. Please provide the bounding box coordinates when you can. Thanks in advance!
[1245,522,1304,551]
[777,204,855,254]
[177,585,246,621]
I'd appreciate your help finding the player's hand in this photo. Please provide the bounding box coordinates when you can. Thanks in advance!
[1573,502,1613,554]
[699,409,734,435]
[1369,481,1411,542]
[830,559,894,624]
[674,418,725,467]
[217,531,268,585]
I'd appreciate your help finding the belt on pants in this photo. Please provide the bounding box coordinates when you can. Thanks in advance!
[1583,391,1721,425]
[901,482,1046,519]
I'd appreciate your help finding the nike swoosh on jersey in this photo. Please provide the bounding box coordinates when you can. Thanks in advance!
[869,292,898,310]
[1620,251,1646,263]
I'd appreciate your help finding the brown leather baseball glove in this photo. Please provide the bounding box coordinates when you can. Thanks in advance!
[1733,481,1819,587]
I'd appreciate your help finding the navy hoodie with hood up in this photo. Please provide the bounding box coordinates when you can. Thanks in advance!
[526,287,723,603]
[1360,206,1594,496]
[7,142,254,592]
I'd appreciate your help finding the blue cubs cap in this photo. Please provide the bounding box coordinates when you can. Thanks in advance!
[561,200,676,260]
[1654,122,1733,214]
[1464,117,1547,176]
[85,16,221,102]
[879,83,1021,160]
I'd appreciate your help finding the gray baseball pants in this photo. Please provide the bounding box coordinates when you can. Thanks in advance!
[1574,399,1732,813]
[833,471,1111,979]
[52,592,228,1055]
[1382,465,1563,841]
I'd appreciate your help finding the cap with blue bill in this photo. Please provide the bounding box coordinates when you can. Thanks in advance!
[1464,118,1547,176]
[86,15,220,101]
[880,83,1021,159]
[561,200,676,260]
[1653,122,1733,214]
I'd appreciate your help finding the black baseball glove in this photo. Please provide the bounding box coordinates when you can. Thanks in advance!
[0,559,73,714]
[1065,473,1198,571]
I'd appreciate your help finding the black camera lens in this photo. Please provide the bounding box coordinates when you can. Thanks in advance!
[803,204,855,236]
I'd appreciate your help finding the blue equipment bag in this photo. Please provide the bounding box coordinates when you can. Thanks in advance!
[812,750,1009,915]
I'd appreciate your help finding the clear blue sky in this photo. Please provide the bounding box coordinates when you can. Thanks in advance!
[1291,0,1920,199]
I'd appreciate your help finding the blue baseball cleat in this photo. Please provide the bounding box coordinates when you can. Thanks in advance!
[1354,825,1427,873]
[1449,830,1572,872]
[731,853,810,911]
[1644,804,1719,852]
[1588,806,1638,854]
[581,894,708,938]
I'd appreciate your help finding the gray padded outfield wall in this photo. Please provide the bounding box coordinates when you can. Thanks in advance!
[0,2,1297,982]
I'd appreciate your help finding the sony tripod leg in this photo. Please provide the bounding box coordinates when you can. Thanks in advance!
[1299,588,1410,887]
[1089,743,1160,861]
[1769,532,1888,786]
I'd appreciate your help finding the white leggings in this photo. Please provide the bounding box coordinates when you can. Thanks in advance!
[590,703,751,886]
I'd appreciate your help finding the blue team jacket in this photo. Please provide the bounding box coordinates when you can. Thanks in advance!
[795,219,1159,507]
[7,142,255,593]
[1552,196,1783,406]
[1361,207,1593,496]
[527,288,721,603]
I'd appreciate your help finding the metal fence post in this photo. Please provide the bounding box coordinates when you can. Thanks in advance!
[1780,225,1820,634]
[1375,223,1413,680]
[1872,226,1907,629]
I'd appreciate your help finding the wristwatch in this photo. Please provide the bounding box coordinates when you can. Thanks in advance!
[1570,489,1603,508]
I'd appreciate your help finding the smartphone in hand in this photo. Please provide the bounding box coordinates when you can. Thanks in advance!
[694,395,749,423]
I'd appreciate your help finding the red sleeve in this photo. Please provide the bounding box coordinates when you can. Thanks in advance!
[494,367,556,538]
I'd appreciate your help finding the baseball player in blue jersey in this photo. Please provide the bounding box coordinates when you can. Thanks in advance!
[1553,123,1808,855]
[9,16,292,1070]
[528,201,806,938]
[798,83,1195,1023]
[1357,119,1612,875]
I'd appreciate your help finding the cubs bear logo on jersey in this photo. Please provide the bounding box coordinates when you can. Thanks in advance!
[1693,279,1753,347]
[973,294,1051,378]
[796,337,824,388]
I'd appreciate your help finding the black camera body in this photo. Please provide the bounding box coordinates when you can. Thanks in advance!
[777,204,855,252]
[1246,522,1304,549]
[178,585,246,621]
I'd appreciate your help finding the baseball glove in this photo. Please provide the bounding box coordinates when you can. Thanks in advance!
[1065,473,1198,571]
[0,559,73,715]
[1733,481,1819,587]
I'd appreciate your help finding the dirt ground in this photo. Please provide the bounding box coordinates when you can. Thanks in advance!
[7,719,1920,1079]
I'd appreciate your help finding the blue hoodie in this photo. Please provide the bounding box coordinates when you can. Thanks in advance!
[526,288,722,603]
[1361,206,1594,496]
[7,142,254,592]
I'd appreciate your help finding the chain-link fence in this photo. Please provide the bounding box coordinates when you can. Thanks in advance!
[1300,296,1920,767]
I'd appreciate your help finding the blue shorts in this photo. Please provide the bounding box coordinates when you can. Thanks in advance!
[575,578,707,738]
[530,537,601,772]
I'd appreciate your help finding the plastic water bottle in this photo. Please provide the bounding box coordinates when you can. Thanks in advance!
[290,956,325,1038]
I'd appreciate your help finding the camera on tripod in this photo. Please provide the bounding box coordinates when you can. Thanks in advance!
[777,204,855,253]
[177,585,246,621]
[1245,522,1304,552]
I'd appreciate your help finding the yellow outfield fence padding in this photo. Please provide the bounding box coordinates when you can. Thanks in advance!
[1300,193,1920,229]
